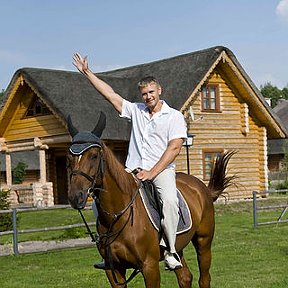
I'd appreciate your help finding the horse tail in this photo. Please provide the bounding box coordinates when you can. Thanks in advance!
[208,150,237,202]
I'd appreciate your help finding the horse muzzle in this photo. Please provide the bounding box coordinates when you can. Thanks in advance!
[68,189,87,209]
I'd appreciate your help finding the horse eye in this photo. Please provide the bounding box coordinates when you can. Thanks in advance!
[90,153,98,160]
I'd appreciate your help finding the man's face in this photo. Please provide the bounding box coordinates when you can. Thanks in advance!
[140,82,162,110]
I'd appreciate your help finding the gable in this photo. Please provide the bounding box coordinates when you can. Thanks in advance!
[0,81,67,141]
[180,51,287,140]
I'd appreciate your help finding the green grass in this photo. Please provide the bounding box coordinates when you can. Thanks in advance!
[0,200,287,287]
[0,207,95,244]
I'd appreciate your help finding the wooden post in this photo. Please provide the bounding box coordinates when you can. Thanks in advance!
[5,153,12,186]
[12,208,19,255]
[253,191,258,229]
[39,149,46,183]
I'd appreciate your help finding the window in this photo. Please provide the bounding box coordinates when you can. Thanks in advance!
[201,84,220,111]
[25,96,51,117]
[203,150,223,180]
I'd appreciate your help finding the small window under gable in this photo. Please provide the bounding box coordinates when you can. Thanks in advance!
[201,83,220,112]
[25,95,51,117]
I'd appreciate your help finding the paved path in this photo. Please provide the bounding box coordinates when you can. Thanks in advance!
[0,237,95,256]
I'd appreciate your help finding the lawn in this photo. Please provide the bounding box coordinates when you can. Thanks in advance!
[0,206,95,244]
[0,200,287,287]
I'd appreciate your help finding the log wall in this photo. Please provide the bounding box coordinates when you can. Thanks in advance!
[176,71,267,199]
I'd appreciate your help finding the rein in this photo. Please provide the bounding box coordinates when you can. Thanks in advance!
[70,147,141,285]
[96,181,141,245]
[94,179,141,286]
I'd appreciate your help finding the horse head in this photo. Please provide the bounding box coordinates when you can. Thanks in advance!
[67,112,106,209]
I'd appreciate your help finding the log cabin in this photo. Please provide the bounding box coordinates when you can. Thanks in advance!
[0,46,287,206]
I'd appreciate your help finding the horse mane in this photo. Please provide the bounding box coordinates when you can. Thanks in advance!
[102,143,137,194]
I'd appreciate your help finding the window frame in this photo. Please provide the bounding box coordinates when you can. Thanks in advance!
[24,95,51,118]
[202,149,224,181]
[201,83,220,112]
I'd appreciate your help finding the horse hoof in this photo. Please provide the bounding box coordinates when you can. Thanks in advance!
[94,260,110,270]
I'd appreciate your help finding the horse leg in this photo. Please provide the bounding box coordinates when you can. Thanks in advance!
[174,253,193,288]
[141,260,161,288]
[193,235,212,288]
[105,267,127,288]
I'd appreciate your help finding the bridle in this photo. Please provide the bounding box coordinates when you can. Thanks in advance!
[69,145,105,242]
[70,149,105,196]
[69,144,141,285]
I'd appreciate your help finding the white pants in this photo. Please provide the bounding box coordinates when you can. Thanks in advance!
[153,168,179,254]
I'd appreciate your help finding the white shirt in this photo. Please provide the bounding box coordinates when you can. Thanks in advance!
[121,99,187,171]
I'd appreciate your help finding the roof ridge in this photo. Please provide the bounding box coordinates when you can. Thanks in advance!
[17,45,228,77]
[20,67,79,75]
[100,45,227,75]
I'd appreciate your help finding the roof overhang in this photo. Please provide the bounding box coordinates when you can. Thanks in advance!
[181,49,287,140]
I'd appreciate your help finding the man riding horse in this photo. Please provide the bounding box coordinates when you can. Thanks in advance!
[73,53,187,270]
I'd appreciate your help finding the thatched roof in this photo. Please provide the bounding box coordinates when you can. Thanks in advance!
[0,46,236,140]
[268,100,288,154]
[273,100,288,128]
[1,45,287,141]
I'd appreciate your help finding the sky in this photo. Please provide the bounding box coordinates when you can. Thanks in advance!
[1,0,288,91]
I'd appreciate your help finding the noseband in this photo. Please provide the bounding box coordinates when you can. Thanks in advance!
[70,147,105,197]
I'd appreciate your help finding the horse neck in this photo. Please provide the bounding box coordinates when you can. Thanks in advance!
[101,144,138,204]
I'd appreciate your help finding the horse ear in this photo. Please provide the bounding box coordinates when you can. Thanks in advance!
[92,111,106,137]
[67,115,78,137]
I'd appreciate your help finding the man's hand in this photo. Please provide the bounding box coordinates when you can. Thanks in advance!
[73,53,89,75]
[136,170,155,181]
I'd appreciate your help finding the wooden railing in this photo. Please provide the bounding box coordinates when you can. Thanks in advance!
[0,205,95,255]
[252,190,288,228]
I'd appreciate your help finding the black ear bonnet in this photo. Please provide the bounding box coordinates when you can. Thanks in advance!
[69,132,102,155]
[67,112,106,155]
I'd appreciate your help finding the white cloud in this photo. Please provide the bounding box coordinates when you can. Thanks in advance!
[276,0,288,21]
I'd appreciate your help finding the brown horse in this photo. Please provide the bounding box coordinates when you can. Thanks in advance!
[67,113,234,288]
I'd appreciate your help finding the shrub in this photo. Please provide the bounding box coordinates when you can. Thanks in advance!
[0,189,13,232]
[275,180,288,191]
[12,161,28,184]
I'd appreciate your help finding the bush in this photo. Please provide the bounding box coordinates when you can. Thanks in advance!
[0,189,13,232]
[12,161,28,184]
[275,180,288,191]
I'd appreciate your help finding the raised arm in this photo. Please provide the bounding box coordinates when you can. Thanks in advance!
[73,53,123,113]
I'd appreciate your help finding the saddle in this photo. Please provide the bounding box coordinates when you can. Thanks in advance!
[140,180,163,219]
[133,170,192,234]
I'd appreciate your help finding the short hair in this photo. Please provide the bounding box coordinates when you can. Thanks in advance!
[137,76,161,91]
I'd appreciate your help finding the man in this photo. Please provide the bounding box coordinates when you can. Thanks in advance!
[73,53,187,270]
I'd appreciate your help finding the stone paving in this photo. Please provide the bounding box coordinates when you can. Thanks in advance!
[0,237,95,256]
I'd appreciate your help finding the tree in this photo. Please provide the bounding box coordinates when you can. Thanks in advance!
[0,89,4,98]
[282,87,288,100]
[260,83,282,108]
